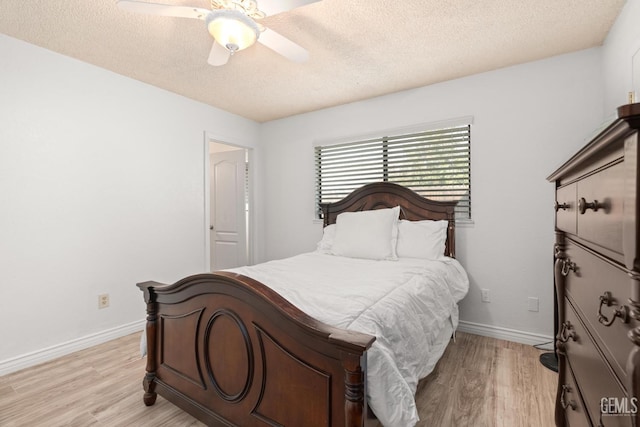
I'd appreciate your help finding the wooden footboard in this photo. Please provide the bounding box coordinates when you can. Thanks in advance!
[138,272,377,427]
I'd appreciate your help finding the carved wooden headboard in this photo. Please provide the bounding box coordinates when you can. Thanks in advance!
[319,182,457,258]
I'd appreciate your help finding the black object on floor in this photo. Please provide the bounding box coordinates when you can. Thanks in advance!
[540,352,558,372]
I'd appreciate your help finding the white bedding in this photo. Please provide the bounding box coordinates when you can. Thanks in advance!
[228,252,469,427]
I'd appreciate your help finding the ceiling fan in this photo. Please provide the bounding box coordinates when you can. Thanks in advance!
[116,0,320,66]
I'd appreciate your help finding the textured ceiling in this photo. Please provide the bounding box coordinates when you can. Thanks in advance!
[0,0,627,122]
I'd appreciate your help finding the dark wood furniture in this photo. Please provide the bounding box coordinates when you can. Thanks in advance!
[138,182,457,427]
[548,103,640,426]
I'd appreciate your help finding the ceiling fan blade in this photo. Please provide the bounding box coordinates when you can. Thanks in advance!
[116,0,210,20]
[258,0,321,17]
[258,29,309,63]
[208,41,231,66]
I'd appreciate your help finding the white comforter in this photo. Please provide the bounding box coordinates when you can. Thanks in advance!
[228,252,469,427]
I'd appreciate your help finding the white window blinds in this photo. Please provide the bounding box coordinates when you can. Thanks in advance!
[314,124,471,219]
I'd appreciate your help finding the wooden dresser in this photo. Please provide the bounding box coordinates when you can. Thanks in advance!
[548,103,640,427]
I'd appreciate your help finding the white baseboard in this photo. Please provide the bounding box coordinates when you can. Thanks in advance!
[457,320,554,348]
[0,319,145,376]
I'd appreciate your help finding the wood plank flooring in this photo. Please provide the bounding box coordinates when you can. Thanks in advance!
[0,332,556,427]
[414,332,556,427]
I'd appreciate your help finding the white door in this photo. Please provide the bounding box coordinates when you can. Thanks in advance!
[210,149,248,270]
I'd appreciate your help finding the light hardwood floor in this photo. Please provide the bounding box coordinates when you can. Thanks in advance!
[0,332,556,427]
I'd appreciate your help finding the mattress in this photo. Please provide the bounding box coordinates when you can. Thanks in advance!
[228,252,469,427]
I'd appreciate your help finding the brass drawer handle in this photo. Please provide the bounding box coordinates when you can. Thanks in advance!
[597,291,629,327]
[560,384,576,410]
[561,259,577,277]
[557,321,576,343]
[578,197,602,214]
[554,201,570,212]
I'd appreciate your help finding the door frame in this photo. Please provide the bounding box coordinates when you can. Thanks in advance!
[203,132,253,272]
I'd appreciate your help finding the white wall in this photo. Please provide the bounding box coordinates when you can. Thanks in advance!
[259,48,605,338]
[0,34,261,366]
[602,0,640,113]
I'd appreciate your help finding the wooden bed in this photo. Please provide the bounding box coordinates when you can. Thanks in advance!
[138,182,457,427]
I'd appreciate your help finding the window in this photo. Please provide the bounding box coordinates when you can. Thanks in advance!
[314,121,471,220]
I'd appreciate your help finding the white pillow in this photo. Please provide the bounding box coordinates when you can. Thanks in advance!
[331,206,400,260]
[396,219,448,260]
[316,224,336,253]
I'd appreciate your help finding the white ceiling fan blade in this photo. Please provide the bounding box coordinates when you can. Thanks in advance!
[116,0,210,20]
[208,41,231,66]
[258,29,309,63]
[258,0,321,17]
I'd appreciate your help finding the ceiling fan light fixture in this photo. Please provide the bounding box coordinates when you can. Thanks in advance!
[205,9,260,53]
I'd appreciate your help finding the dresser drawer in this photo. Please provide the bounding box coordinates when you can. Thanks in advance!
[560,364,591,427]
[556,183,577,234]
[575,161,624,255]
[564,240,635,384]
[563,303,630,426]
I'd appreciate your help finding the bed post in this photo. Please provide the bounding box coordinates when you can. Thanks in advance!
[447,213,456,258]
[139,282,158,406]
[342,352,366,427]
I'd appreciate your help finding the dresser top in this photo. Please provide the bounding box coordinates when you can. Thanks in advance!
[547,103,640,182]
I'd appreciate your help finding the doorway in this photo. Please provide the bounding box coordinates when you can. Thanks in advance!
[206,140,251,271]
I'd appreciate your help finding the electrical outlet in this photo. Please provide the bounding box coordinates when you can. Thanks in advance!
[481,289,490,303]
[98,294,110,309]
[528,297,539,312]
